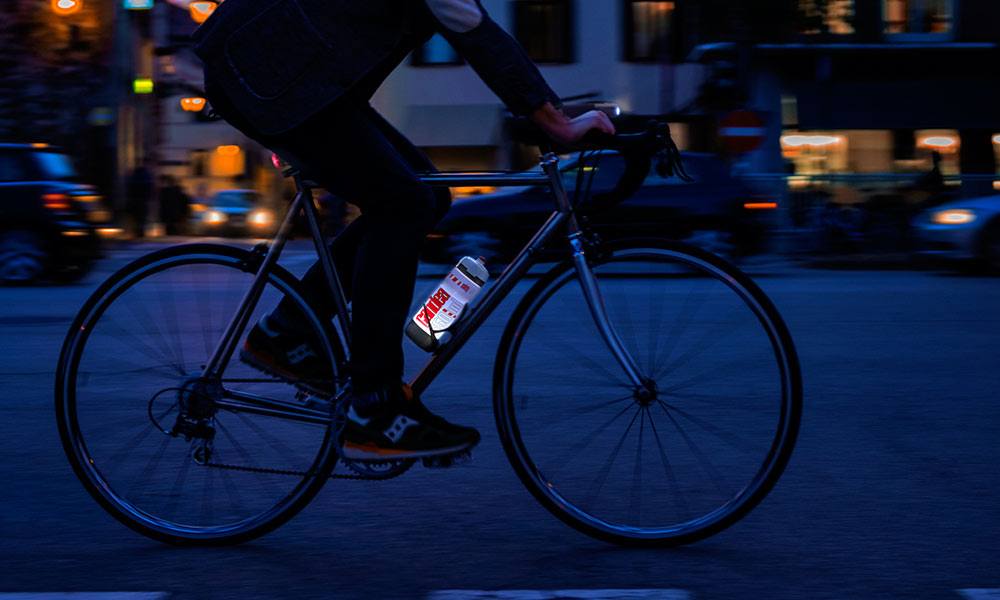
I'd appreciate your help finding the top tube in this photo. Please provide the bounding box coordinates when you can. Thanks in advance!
[418,172,551,188]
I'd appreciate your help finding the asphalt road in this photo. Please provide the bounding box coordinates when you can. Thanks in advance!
[1,242,998,600]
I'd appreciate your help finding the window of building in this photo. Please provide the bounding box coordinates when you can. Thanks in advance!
[411,34,463,66]
[513,0,575,64]
[799,0,856,35]
[623,1,674,62]
[884,0,954,36]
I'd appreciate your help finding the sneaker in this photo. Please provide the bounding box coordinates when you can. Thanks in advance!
[341,387,480,461]
[398,383,479,439]
[240,315,334,395]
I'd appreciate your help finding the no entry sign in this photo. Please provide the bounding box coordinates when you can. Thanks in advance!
[719,110,766,154]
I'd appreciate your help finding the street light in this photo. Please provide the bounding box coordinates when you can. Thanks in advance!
[52,0,83,16]
[189,0,218,23]
[180,97,207,112]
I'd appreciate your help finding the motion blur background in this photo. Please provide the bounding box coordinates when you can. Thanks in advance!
[2,0,1000,279]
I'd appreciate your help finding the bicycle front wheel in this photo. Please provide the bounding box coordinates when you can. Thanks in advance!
[494,239,802,546]
[56,244,344,545]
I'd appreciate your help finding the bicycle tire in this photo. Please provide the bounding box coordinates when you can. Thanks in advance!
[56,244,344,546]
[493,237,802,547]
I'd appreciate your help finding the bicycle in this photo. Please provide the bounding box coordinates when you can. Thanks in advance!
[56,119,802,547]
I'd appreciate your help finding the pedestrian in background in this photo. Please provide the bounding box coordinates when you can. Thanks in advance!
[125,159,153,239]
[158,175,191,236]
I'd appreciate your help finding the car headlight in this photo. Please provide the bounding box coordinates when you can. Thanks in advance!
[203,210,227,225]
[249,209,273,226]
[931,208,977,225]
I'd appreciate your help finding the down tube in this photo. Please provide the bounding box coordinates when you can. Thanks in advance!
[408,211,568,395]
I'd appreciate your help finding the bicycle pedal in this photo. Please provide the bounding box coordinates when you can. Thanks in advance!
[421,450,472,469]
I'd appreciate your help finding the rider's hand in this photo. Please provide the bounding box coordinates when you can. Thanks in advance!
[530,102,616,147]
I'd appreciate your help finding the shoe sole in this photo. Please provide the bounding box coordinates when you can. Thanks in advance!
[340,440,478,462]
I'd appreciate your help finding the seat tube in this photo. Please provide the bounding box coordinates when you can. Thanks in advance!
[202,187,303,378]
[299,182,352,350]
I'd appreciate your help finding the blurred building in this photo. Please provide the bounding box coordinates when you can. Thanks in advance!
[675,0,1000,201]
[371,0,687,170]
[154,0,999,208]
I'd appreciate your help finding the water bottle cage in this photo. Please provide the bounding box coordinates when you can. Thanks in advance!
[420,304,444,351]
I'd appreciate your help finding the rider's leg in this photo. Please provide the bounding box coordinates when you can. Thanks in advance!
[276,105,452,327]
[259,101,450,392]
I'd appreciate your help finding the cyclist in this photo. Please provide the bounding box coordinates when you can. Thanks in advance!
[194,0,615,462]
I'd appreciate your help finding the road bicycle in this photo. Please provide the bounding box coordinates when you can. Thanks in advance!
[56,119,802,547]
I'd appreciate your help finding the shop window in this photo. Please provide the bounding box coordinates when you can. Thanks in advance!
[799,0,855,35]
[781,132,849,178]
[411,34,463,66]
[884,0,954,37]
[513,0,575,64]
[623,1,674,63]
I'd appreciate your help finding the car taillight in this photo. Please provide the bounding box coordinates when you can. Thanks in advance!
[43,193,71,211]
[743,201,778,210]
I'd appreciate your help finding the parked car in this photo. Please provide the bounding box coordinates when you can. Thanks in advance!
[423,151,776,264]
[191,189,275,236]
[0,143,108,284]
[913,193,1000,271]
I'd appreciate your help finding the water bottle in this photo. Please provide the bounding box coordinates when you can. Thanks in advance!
[406,256,489,351]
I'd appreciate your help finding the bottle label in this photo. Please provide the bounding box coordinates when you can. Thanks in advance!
[413,268,479,337]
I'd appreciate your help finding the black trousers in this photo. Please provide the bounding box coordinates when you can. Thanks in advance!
[207,83,451,391]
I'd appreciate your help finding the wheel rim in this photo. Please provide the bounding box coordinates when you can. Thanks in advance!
[500,245,798,541]
[59,252,341,540]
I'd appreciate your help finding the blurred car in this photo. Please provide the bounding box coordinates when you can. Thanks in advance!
[0,143,108,284]
[192,189,276,236]
[423,151,776,264]
[913,194,1000,271]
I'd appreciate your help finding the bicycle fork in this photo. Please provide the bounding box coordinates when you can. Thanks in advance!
[539,154,648,392]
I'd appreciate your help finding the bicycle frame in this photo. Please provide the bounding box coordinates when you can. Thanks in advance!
[202,152,647,409]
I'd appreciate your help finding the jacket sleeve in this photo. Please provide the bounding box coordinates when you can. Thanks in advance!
[423,0,560,115]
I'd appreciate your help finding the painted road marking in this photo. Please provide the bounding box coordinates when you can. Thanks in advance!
[958,591,1000,599]
[0,595,167,600]
[429,591,690,600]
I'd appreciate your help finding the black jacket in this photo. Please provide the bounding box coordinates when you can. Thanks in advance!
[193,0,559,135]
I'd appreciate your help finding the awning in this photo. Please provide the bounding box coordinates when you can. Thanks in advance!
[400,104,504,148]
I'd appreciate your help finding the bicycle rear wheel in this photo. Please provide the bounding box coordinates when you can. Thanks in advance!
[494,238,801,546]
[56,244,344,545]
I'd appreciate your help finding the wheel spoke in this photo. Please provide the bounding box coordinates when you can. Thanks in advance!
[646,411,691,521]
[582,407,641,512]
[655,400,729,498]
[544,402,636,479]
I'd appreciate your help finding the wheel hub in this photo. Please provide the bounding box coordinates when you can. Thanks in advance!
[170,377,221,441]
[633,378,658,406]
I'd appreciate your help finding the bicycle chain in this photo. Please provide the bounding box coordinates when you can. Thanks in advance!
[203,458,414,481]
